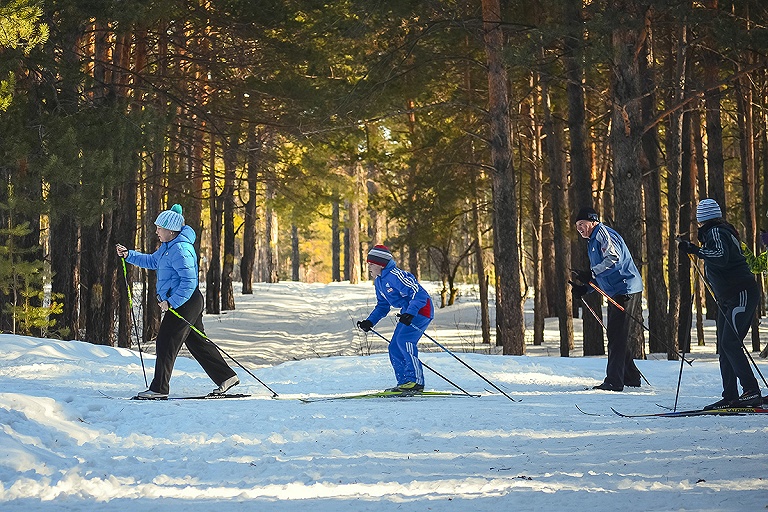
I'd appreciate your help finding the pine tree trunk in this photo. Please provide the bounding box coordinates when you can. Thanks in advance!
[50,192,80,339]
[471,178,491,344]
[702,0,724,321]
[264,181,279,284]
[523,95,545,347]
[665,21,687,360]
[541,70,574,356]
[143,152,162,339]
[115,178,137,349]
[347,165,361,284]
[206,135,221,315]
[564,0,603,355]
[639,24,669,355]
[221,140,236,310]
[609,2,647,359]
[82,211,115,346]
[332,201,341,282]
[241,130,259,294]
[735,69,760,351]
[291,223,300,281]
[482,0,525,355]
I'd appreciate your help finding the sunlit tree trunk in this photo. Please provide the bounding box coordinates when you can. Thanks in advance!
[609,0,647,359]
[564,0,603,355]
[221,137,237,310]
[541,65,574,356]
[482,0,525,354]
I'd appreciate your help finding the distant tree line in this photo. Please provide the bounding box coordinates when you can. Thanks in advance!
[0,1,766,360]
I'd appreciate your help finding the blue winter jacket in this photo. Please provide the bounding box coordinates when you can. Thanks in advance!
[126,225,199,309]
[586,223,643,297]
[367,260,434,326]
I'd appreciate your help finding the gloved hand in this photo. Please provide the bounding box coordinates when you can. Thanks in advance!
[357,319,373,332]
[572,269,593,284]
[678,239,700,256]
[398,313,414,326]
[569,281,589,297]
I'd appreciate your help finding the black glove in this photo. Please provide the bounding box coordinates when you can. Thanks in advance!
[398,313,414,326]
[569,281,589,297]
[678,239,700,256]
[573,269,593,284]
[357,319,373,332]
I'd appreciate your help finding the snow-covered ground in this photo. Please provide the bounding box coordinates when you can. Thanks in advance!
[1,281,767,511]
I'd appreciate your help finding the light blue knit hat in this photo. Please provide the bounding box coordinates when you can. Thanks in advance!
[155,204,184,232]
[696,198,722,223]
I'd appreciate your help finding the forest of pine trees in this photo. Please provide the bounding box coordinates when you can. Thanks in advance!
[0,0,767,359]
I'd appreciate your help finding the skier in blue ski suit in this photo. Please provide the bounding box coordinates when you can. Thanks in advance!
[116,204,238,399]
[357,245,434,392]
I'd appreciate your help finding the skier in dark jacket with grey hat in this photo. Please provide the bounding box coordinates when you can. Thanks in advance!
[679,198,762,410]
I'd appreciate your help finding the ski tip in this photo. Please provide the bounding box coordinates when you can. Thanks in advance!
[575,404,600,416]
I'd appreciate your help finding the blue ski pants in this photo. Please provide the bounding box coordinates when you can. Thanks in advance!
[389,315,430,386]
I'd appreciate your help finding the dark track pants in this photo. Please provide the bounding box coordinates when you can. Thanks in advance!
[149,289,236,394]
[604,292,642,389]
[716,285,760,400]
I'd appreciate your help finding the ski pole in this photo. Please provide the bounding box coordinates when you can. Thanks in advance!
[572,284,651,387]
[685,252,768,389]
[368,327,475,396]
[572,272,694,365]
[161,297,278,397]
[403,320,517,402]
[121,257,148,387]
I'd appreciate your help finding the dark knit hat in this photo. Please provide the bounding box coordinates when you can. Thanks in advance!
[696,198,722,223]
[575,207,599,223]
[367,245,393,267]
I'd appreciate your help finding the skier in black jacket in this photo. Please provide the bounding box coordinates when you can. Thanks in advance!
[679,198,762,409]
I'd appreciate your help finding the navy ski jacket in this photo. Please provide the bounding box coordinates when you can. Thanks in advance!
[366,260,433,326]
[586,223,643,297]
[697,219,756,300]
[126,225,199,309]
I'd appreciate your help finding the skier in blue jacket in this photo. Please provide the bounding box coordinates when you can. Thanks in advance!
[357,245,434,392]
[116,204,238,399]
[573,207,643,392]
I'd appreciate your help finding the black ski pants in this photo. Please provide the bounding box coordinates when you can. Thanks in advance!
[149,289,236,394]
[716,284,759,400]
[604,291,642,390]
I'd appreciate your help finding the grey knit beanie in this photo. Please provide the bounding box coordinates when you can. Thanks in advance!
[696,199,722,223]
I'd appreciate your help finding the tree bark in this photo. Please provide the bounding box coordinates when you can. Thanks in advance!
[639,17,669,354]
[241,130,260,294]
[332,201,341,282]
[564,0,603,355]
[264,178,279,284]
[482,0,525,354]
[221,138,237,310]
[609,1,647,359]
[541,68,574,356]
[291,223,300,281]
[206,134,221,315]
[523,95,545,347]
[735,66,760,351]
[347,164,361,284]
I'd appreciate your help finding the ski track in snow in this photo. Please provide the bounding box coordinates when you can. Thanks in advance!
[0,281,766,511]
